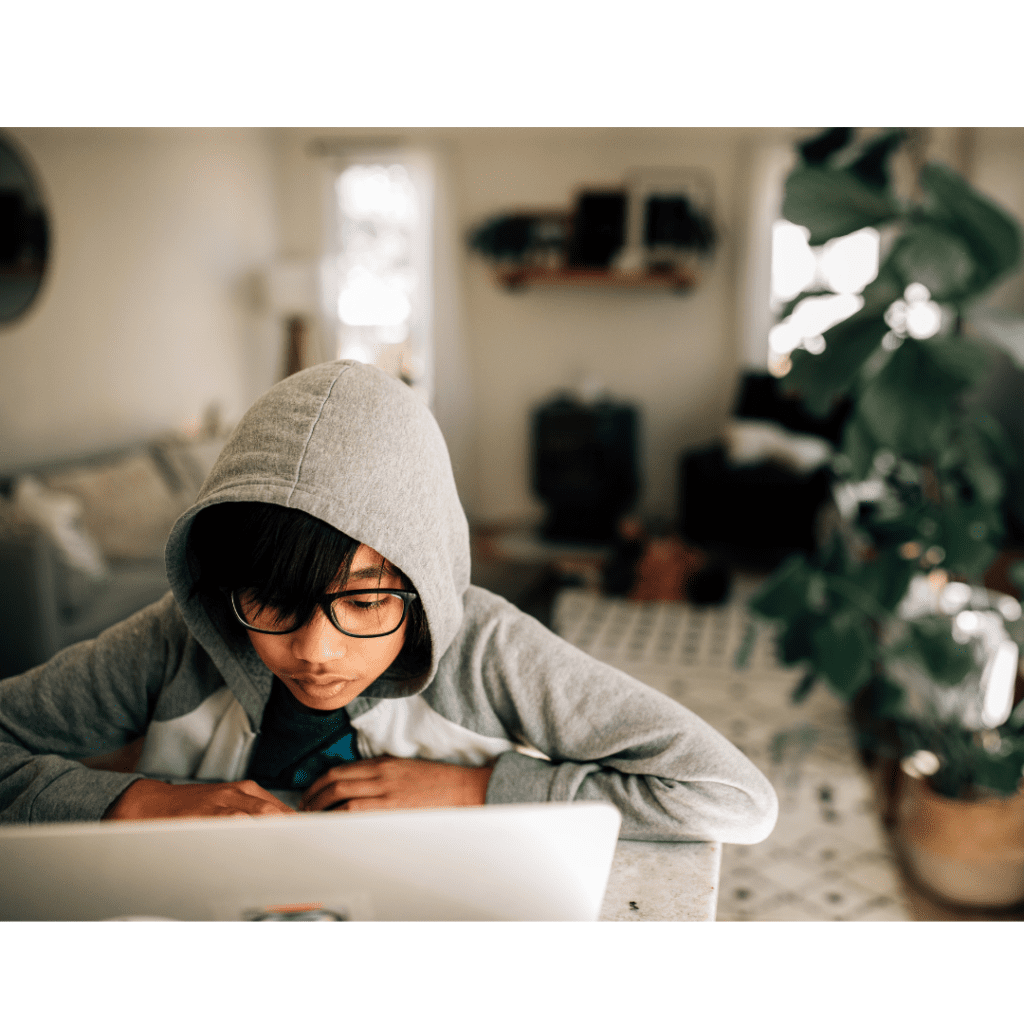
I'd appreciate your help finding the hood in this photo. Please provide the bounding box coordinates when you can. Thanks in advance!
[164,361,471,721]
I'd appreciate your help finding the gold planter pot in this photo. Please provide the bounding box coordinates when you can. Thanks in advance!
[894,770,1024,909]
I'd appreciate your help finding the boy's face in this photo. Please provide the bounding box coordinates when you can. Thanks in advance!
[244,544,409,711]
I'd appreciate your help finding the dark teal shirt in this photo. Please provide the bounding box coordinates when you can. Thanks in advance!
[247,677,360,791]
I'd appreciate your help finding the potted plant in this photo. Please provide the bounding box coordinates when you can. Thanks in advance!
[747,126,1024,908]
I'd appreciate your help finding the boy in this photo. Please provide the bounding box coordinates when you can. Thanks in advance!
[0,361,777,843]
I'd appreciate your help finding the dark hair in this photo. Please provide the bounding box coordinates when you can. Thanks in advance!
[187,502,431,682]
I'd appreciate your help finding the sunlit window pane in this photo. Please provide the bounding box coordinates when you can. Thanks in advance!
[770,220,816,307]
[767,219,880,370]
[322,159,432,402]
[818,227,880,295]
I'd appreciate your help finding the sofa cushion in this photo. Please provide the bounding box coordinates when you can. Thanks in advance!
[43,453,192,561]
[149,434,226,497]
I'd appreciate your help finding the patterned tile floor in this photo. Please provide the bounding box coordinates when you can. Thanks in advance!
[552,579,913,921]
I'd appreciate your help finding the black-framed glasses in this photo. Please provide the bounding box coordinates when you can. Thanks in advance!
[229,588,418,639]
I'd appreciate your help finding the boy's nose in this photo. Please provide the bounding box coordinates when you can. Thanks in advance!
[290,608,347,662]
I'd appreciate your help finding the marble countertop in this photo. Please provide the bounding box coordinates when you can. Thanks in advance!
[600,839,722,921]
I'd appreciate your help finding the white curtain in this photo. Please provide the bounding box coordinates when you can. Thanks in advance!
[737,142,796,372]
[315,142,477,515]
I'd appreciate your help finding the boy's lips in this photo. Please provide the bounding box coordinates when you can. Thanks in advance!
[290,674,357,686]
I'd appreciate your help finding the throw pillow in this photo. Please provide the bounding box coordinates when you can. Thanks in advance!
[12,475,110,583]
[43,453,192,561]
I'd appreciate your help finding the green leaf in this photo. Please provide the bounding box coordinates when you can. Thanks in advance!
[799,127,853,166]
[926,333,992,388]
[972,746,1024,797]
[749,555,814,620]
[872,676,907,718]
[858,337,989,459]
[785,313,889,416]
[733,620,756,669]
[886,222,977,301]
[849,550,916,613]
[919,162,1022,297]
[845,130,905,190]
[967,409,1021,472]
[841,413,878,479]
[934,501,1002,578]
[783,166,901,246]
[779,611,828,664]
[810,610,874,697]
[907,616,976,685]
[1010,560,1024,596]
[858,263,906,316]
[959,450,1005,506]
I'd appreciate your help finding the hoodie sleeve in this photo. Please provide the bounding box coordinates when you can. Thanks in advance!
[467,598,778,844]
[0,593,187,823]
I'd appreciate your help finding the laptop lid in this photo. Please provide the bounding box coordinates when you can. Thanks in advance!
[0,802,621,921]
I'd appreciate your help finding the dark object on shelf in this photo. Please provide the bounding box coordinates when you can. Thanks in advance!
[469,215,534,261]
[566,191,626,268]
[532,396,639,544]
[644,196,716,254]
[468,212,568,266]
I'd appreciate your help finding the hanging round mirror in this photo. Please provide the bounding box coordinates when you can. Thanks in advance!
[0,132,50,324]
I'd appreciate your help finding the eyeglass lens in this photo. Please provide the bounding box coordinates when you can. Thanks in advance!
[235,590,407,637]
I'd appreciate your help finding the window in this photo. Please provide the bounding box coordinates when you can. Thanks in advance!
[321,153,434,404]
[766,220,881,377]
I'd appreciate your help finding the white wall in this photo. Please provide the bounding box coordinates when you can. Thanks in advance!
[969,128,1024,313]
[16,128,1011,533]
[0,128,278,472]
[455,129,749,524]
[273,127,790,526]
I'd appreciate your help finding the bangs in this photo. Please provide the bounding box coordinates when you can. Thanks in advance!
[188,503,360,628]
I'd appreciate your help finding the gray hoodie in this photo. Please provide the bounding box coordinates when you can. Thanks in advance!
[0,361,777,841]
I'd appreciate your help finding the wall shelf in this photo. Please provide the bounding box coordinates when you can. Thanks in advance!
[491,266,699,293]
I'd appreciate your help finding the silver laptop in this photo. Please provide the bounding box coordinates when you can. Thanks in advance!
[0,802,621,921]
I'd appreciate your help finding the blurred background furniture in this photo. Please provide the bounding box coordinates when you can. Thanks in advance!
[678,371,851,570]
[0,432,227,678]
[531,392,640,544]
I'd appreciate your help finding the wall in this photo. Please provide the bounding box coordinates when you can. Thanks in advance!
[456,128,751,525]
[15,128,1009,532]
[0,128,278,472]
[968,127,1024,313]
[273,127,791,526]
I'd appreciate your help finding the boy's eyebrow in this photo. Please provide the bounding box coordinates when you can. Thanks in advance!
[345,564,398,582]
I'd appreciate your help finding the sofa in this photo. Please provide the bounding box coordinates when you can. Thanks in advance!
[0,432,228,678]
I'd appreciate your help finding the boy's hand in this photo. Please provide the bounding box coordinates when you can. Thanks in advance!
[299,756,494,812]
[103,778,298,820]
